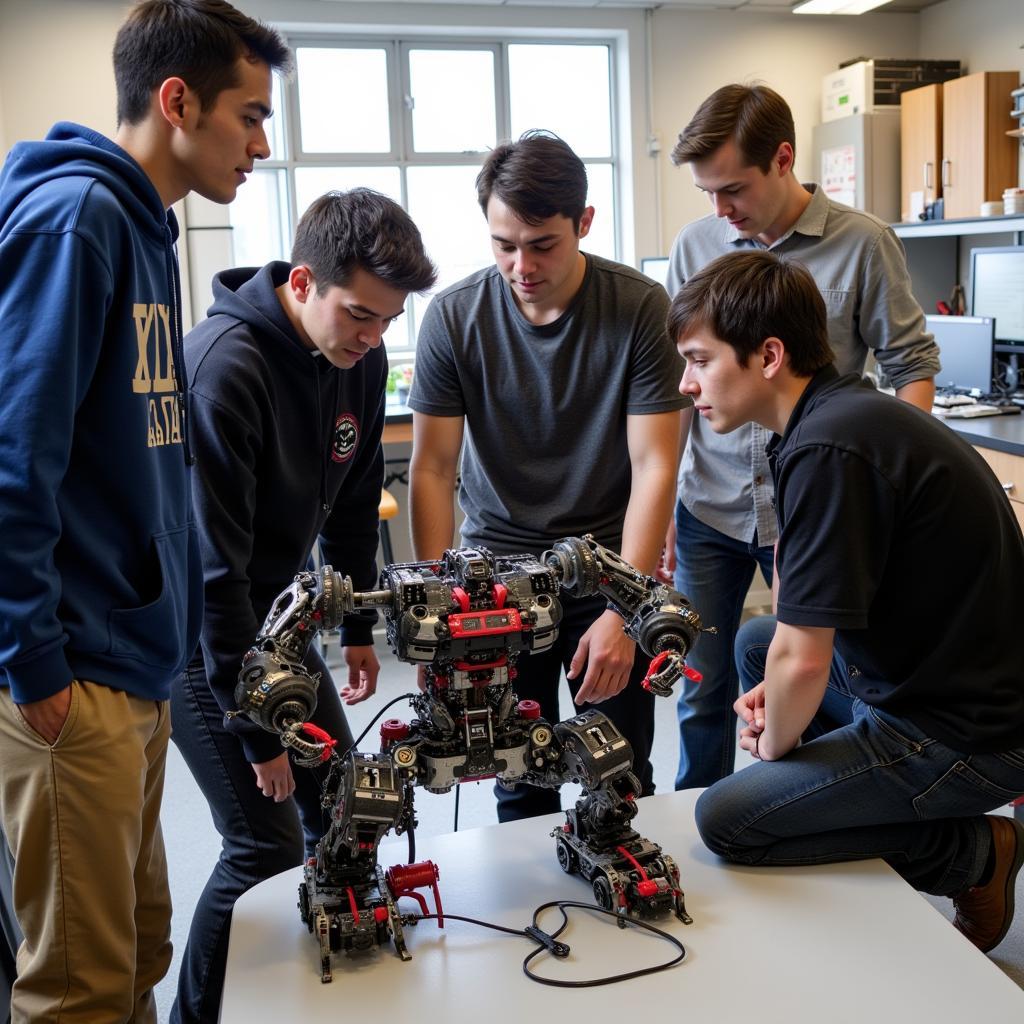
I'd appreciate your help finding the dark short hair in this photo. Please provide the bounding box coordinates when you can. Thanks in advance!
[114,0,292,126]
[671,84,795,174]
[291,189,437,295]
[667,250,833,377]
[476,130,588,231]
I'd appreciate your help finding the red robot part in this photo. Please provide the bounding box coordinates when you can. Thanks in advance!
[386,861,444,927]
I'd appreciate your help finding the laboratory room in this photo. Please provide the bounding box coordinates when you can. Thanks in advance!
[0,1,1021,1022]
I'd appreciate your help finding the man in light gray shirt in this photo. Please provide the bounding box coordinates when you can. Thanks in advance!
[663,84,939,792]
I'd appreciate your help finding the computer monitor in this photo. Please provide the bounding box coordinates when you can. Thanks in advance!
[639,256,671,290]
[926,314,995,393]
[969,246,1024,349]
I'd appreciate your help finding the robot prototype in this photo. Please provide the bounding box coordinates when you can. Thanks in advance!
[232,535,706,982]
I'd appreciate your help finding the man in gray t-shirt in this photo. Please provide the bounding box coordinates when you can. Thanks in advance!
[662,84,940,793]
[409,131,685,822]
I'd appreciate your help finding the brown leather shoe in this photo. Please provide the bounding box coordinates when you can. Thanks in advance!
[952,816,1024,953]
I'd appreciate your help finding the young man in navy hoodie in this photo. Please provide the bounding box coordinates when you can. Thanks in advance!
[0,2,290,1021]
[172,188,435,1024]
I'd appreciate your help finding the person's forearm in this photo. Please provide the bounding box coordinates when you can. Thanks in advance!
[895,377,935,412]
[620,463,678,574]
[759,641,829,760]
[409,465,457,561]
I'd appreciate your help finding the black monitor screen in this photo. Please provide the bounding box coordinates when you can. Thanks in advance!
[926,314,994,393]
[970,246,1024,346]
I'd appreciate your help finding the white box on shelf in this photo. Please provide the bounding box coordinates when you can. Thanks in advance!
[822,61,873,122]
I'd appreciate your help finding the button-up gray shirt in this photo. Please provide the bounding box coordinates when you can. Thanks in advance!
[666,183,940,545]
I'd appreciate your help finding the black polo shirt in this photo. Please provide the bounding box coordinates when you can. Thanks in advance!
[767,365,1024,753]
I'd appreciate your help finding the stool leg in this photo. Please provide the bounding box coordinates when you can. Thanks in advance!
[380,520,395,566]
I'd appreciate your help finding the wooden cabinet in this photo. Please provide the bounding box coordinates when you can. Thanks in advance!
[900,83,942,222]
[973,445,1024,533]
[941,71,1019,220]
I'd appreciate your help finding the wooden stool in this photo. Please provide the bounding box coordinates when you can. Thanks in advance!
[378,487,399,565]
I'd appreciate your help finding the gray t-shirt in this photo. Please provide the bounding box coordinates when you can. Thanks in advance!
[409,253,686,555]
[666,183,940,545]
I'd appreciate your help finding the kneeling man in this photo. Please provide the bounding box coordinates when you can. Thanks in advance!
[671,249,1024,954]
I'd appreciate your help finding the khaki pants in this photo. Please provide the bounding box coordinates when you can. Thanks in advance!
[0,681,171,1023]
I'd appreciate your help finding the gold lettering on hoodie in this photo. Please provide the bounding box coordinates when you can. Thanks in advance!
[131,303,182,447]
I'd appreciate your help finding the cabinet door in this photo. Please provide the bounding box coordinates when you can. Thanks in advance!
[942,71,1019,220]
[901,84,942,221]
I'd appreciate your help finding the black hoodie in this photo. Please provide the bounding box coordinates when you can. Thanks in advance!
[185,262,386,762]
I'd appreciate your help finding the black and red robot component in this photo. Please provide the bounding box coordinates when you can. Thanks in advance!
[232,535,708,981]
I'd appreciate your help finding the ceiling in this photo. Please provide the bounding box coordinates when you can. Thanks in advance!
[316,0,945,12]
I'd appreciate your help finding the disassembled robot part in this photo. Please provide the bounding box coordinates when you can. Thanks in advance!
[232,535,708,981]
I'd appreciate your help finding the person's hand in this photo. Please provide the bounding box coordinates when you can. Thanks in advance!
[416,666,428,693]
[339,645,379,704]
[252,751,295,802]
[568,609,636,705]
[735,682,766,759]
[18,685,72,744]
[654,518,677,585]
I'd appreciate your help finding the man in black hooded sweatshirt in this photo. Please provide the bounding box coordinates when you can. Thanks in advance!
[170,188,436,1024]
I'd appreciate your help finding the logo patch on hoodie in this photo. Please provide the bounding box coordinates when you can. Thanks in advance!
[332,413,358,463]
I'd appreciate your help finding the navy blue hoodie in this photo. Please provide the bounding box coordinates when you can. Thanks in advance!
[185,263,386,762]
[0,122,203,703]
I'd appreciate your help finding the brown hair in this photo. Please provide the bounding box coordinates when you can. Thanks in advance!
[667,250,833,377]
[476,130,588,231]
[114,0,292,126]
[671,83,795,173]
[292,189,437,295]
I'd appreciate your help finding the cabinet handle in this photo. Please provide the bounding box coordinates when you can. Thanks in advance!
[924,162,933,189]
[1002,481,1016,495]
[941,159,951,188]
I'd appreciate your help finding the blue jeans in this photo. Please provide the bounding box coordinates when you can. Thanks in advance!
[735,614,855,741]
[169,650,352,1024]
[696,623,1024,895]
[673,501,774,790]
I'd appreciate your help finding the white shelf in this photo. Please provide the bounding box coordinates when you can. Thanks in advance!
[893,215,1024,239]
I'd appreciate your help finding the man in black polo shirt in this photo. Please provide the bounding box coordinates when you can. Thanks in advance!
[669,249,1024,954]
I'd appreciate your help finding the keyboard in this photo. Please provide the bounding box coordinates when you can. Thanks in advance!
[939,403,1020,419]
[933,393,978,407]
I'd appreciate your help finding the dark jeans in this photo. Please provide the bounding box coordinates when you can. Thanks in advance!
[696,616,1024,895]
[673,501,774,790]
[494,592,656,822]
[0,834,18,1024]
[734,613,856,742]
[169,650,353,1024]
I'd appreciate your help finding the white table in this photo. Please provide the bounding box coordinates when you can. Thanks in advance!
[221,789,1024,1023]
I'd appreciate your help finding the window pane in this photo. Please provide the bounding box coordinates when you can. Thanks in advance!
[406,165,493,346]
[409,49,496,153]
[296,48,390,153]
[582,163,615,260]
[294,167,402,223]
[509,45,611,156]
[267,72,287,161]
[229,169,289,266]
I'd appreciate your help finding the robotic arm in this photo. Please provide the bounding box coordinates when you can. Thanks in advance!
[235,534,705,739]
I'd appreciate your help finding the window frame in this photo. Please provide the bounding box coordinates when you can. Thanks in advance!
[237,33,621,355]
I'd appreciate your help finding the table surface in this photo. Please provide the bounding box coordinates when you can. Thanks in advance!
[220,789,1024,1023]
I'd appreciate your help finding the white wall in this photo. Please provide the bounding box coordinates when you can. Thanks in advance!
[0,0,125,149]
[919,0,1024,81]
[648,8,921,253]
[1,0,1019,256]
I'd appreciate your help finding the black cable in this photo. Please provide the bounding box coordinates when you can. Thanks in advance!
[344,691,420,757]
[411,900,686,988]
